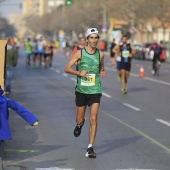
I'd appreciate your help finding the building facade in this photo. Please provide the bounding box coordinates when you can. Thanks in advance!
[22,0,65,16]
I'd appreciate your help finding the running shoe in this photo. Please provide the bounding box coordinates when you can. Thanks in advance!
[117,75,121,81]
[85,147,96,158]
[121,88,127,94]
[74,118,85,137]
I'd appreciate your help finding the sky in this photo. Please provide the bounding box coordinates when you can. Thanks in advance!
[0,0,23,18]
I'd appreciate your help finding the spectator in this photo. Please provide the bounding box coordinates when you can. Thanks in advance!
[5,40,18,96]
[0,89,38,141]
[24,38,33,67]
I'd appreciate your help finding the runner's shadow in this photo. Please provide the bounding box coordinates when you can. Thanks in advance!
[96,136,141,155]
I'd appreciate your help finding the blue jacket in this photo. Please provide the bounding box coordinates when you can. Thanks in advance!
[0,90,38,140]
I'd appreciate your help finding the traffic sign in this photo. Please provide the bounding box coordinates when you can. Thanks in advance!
[129,26,136,34]
[102,24,107,32]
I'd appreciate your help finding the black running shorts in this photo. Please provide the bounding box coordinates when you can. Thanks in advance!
[75,91,102,107]
[120,62,131,72]
[110,52,115,58]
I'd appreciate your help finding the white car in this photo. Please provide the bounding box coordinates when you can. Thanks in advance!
[145,49,154,60]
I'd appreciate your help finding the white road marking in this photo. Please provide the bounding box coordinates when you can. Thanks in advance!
[144,77,170,86]
[122,102,141,111]
[36,168,74,170]
[62,73,68,77]
[116,169,155,170]
[156,119,170,127]
[71,77,77,82]
[101,109,170,154]
[55,70,60,73]
[105,66,170,86]
[102,92,112,98]
[130,72,140,77]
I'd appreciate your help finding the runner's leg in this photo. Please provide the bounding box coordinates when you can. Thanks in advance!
[89,103,99,145]
[125,70,130,84]
[74,106,86,137]
[121,69,126,90]
[76,106,86,125]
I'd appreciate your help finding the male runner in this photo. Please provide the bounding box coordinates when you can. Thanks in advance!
[44,39,53,68]
[32,38,37,68]
[37,37,44,68]
[24,38,32,67]
[113,35,136,94]
[65,28,105,158]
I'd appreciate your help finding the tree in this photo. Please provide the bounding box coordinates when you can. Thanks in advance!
[24,0,170,42]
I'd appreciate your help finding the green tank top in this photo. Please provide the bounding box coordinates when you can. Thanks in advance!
[25,42,32,53]
[75,48,102,94]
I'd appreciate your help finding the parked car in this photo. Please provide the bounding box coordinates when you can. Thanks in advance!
[142,43,153,60]
[134,42,166,61]
[133,43,144,59]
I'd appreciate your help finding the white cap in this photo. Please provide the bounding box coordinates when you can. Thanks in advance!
[86,28,99,38]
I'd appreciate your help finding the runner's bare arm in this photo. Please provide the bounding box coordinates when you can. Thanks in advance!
[64,50,88,76]
[113,44,120,57]
[64,50,81,75]
[100,51,105,78]
[130,44,136,56]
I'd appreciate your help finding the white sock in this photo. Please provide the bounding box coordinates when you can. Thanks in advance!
[88,144,93,148]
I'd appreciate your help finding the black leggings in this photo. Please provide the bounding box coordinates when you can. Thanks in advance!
[152,54,160,70]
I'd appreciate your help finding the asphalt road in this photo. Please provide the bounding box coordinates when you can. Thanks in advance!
[3,47,170,170]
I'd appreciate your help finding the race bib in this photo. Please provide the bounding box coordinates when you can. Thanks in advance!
[122,50,129,58]
[81,74,95,86]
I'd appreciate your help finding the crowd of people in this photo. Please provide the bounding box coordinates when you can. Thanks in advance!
[24,36,55,68]
[4,35,57,95]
